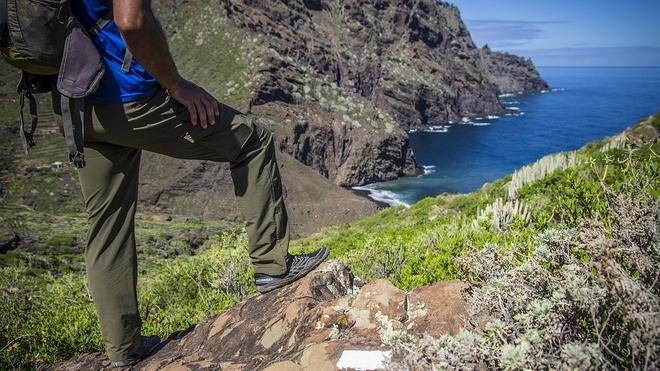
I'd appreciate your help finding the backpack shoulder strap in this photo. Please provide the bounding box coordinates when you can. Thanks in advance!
[121,48,132,73]
[88,10,112,37]
[86,9,132,72]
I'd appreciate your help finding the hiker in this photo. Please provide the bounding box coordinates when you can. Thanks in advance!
[50,0,328,367]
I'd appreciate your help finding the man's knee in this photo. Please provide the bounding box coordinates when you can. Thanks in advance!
[242,116,274,151]
[253,118,273,146]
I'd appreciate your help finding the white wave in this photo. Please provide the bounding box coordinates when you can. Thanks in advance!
[408,128,418,133]
[423,165,436,175]
[424,129,448,133]
[487,115,500,119]
[507,107,520,111]
[499,93,515,98]
[503,100,519,105]
[541,89,549,94]
[424,125,449,133]
[551,88,565,92]
[470,122,491,126]
[352,186,410,208]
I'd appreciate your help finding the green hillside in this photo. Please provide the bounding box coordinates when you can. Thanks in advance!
[1,113,657,369]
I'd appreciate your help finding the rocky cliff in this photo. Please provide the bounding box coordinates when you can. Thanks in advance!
[53,261,469,370]
[157,0,547,186]
[477,46,550,94]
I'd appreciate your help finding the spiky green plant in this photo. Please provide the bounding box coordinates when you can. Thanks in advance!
[473,198,531,232]
[508,152,579,199]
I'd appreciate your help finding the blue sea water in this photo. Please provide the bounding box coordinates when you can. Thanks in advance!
[355,67,660,206]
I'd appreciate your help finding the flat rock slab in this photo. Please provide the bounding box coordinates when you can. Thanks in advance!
[53,261,468,370]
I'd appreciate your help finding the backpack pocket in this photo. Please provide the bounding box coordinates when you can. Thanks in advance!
[57,17,104,98]
[2,0,67,75]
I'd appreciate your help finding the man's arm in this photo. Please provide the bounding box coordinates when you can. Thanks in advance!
[113,0,218,128]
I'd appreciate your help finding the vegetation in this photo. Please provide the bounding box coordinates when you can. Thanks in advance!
[1,2,656,366]
[0,230,251,368]
[306,115,660,369]
[1,97,658,370]
[393,190,658,370]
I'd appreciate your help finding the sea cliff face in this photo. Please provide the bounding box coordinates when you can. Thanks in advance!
[477,46,550,94]
[157,0,548,186]
[277,120,420,186]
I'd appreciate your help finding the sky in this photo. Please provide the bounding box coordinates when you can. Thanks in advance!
[449,0,660,66]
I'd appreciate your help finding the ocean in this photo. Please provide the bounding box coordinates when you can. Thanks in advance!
[354,67,660,206]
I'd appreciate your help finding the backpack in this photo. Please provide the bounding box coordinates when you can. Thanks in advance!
[0,0,108,168]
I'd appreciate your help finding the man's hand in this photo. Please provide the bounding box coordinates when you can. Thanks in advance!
[114,0,218,128]
[167,78,219,128]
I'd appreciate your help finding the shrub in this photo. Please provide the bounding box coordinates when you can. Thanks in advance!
[0,270,100,369]
[0,232,253,369]
[391,188,659,370]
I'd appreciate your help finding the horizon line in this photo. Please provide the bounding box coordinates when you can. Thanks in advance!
[537,65,660,68]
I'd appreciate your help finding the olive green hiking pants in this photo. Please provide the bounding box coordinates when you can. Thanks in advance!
[72,89,289,360]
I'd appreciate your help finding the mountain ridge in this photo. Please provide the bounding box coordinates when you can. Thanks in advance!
[156,0,548,186]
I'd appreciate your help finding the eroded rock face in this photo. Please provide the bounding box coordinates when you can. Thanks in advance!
[53,261,468,370]
[152,0,546,186]
[218,0,545,185]
[277,121,420,186]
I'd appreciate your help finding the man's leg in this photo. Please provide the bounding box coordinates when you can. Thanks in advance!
[91,90,289,275]
[224,116,291,275]
[77,140,142,361]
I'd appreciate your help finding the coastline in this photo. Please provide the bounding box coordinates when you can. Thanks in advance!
[350,185,411,208]
[349,187,397,209]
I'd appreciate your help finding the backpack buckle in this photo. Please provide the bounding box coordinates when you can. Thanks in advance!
[69,151,86,168]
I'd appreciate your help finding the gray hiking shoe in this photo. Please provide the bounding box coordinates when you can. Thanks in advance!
[254,247,329,293]
[109,335,161,368]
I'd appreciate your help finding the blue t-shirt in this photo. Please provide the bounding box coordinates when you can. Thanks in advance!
[71,0,159,104]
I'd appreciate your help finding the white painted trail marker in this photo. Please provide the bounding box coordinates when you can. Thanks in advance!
[336,349,392,370]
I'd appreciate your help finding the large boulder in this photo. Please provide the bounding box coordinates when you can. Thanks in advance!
[53,261,468,370]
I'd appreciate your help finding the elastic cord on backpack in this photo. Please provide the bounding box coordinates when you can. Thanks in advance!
[60,95,86,168]
[18,89,38,155]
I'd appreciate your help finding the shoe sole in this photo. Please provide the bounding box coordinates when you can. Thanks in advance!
[256,248,329,294]
[110,337,161,368]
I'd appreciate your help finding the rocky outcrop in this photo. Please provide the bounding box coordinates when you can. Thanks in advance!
[53,261,469,370]
[277,121,420,186]
[477,46,550,94]
[160,0,547,186]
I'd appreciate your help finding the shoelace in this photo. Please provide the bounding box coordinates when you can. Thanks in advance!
[288,253,317,273]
